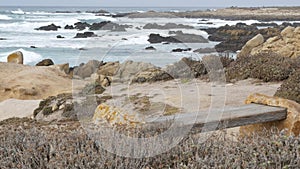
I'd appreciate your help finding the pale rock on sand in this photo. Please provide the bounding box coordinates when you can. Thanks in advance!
[238,34,264,57]
[249,26,300,58]
[7,51,23,64]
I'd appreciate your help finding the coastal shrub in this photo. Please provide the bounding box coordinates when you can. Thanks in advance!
[226,52,300,82]
[1,118,300,168]
[275,69,300,104]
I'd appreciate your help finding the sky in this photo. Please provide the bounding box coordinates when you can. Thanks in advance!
[1,0,300,7]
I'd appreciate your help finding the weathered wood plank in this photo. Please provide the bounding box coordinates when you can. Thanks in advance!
[145,104,287,133]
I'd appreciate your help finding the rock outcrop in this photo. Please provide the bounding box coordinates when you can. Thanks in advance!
[238,34,264,57]
[226,52,300,82]
[148,31,208,44]
[240,93,300,136]
[33,93,76,121]
[0,62,72,101]
[74,32,96,38]
[165,57,207,79]
[35,23,61,31]
[249,26,300,58]
[36,59,54,66]
[97,61,120,76]
[73,60,103,78]
[131,68,173,83]
[275,69,300,104]
[143,23,193,29]
[7,51,23,64]
[114,60,156,82]
[203,23,280,52]
[193,48,216,53]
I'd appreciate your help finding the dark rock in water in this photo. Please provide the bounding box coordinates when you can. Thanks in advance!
[35,23,61,31]
[198,22,213,25]
[251,22,278,27]
[143,23,193,29]
[145,46,156,50]
[89,21,129,32]
[226,52,300,82]
[88,9,109,14]
[148,32,208,44]
[172,48,192,52]
[203,23,281,52]
[193,48,216,53]
[89,21,111,30]
[78,48,87,50]
[275,69,300,104]
[121,38,128,40]
[56,35,65,39]
[36,59,54,66]
[132,68,173,83]
[74,22,91,30]
[0,38,6,40]
[30,46,37,48]
[74,32,96,38]
[73,60,103,78]
[148,33,181,43]
[64,24,75,29]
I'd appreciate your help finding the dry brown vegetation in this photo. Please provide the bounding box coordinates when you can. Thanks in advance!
[1,117,300,168]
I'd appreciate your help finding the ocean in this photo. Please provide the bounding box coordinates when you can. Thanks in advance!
[0,6,288,67]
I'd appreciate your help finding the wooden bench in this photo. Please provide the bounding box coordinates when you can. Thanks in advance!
[147,103,287,133]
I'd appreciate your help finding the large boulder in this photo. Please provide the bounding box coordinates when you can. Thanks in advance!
[74,22,90,30]
[131,68,173,83]
[240,93,300,136]
[36,59,54,66]
[35,23,61,31]
[275,69,300,104]
[164,57,207,79]
[114,60,156,82]
[250,26,300,58]
[7,51,23,64]
[49,63,70,75]
[97,61,120,76]
[238,34,264,57]
[73,60,103,79]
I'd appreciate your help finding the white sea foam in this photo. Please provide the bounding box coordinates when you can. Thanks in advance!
[11,9,26,15]
[0,48,43,64]
[0,14,12,20]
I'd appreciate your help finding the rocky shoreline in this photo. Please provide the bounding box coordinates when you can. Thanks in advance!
[115,7,300,21]
[1,7,300,167]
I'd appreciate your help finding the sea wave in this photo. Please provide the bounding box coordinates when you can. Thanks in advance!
[11,9,26,15]
[0,14,12,20]
[0,48,43,64]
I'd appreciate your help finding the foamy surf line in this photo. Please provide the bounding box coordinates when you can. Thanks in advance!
[0,14,12,20]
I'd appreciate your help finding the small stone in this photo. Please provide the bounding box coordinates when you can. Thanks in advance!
[52,104,58,111]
